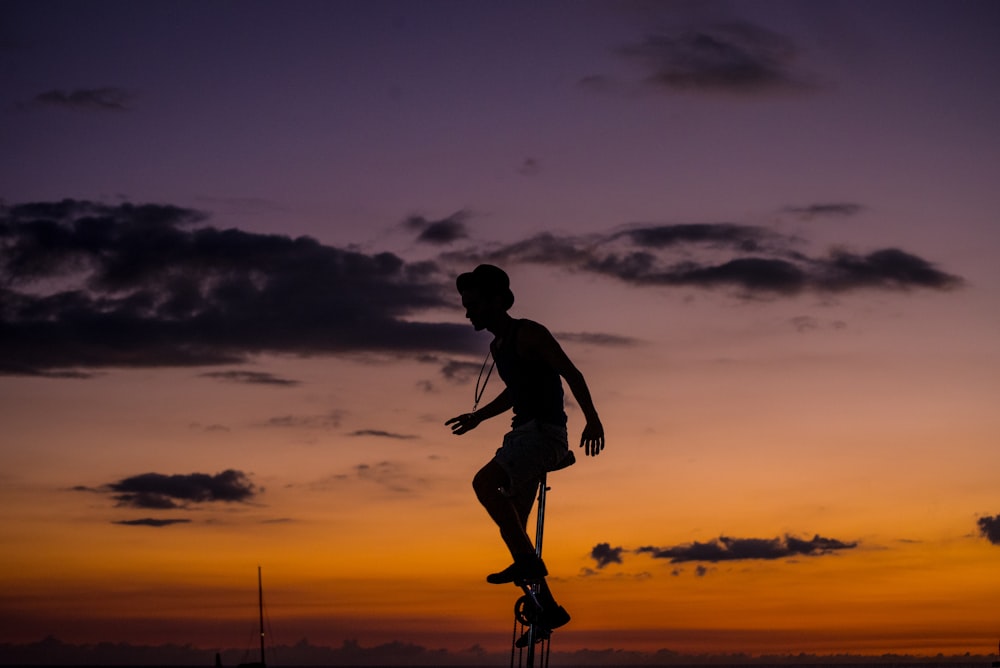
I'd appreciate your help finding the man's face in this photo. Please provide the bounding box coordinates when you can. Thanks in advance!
[461,288,496,331]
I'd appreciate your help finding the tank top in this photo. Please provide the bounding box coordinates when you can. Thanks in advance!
[493,319,567,428]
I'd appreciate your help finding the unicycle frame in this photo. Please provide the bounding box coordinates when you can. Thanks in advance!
[513,472,550,668]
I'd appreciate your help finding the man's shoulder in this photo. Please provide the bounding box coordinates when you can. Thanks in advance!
[516,318,552,337]
[514,319,558,354]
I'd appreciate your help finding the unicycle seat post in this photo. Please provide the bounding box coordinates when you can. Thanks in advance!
[534,473,549,559]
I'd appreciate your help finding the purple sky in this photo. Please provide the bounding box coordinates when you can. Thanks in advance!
[2,0,999,661]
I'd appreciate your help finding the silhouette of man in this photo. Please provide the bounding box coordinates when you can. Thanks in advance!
[446,264,605,635]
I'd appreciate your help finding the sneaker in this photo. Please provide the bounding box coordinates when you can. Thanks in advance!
[515,627,551,648]
[514,606,571,647]
[486,556,548,585]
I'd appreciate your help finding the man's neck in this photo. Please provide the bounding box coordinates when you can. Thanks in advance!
[486,313,515,338]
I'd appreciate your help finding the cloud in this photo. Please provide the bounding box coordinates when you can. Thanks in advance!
[636,534,857,563]
[200,370,300,386]
[977,515,1000,545]
[112,518,192,527]
[403,211,469,245]
[555,332,640,347]
[353,461,424,493]
[31,87,133,111]
[615,223,775,251]
[785,203,864,219]
[815,248,960,292]
[1,200,963,378]
[517,158,541,176]
[789,315,847,333]
[259,411,344,429]
[311,461,425,494]
[97,470,258,509]
[449,223,963,298]
[616,21,815,95]
[348,429,418,440]
[0,200,478,376]
[440,359,485,384]
[590,542,625,568]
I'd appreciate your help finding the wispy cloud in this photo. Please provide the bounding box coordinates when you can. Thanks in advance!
[30,87,134,111]
[785,203,864,219]
[309,461,426,494]
[555,332,640,347]
[200,370,300,386]
[112,518,192,527]
[348,429,418,440]
[259,411,344,430]
[602,20,816,96]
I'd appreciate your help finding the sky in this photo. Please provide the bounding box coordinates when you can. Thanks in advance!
[1,0,999,663]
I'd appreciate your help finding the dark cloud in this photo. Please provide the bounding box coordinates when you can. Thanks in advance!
[815,248,960,292]
[636,534,857,563]
[1,201,963,378]
[100,470,257,509]
[451,223,962,298]
[616,223,773,252]
[617,21,814,94]
[31,87,133,111]
[0,200,477,376]
[590,542,624,568]
[348,429,418,440]
[200,370,300,386]
[977,515,1000,545]
[112,518,192,527]
[785,203,864,219]
[403,211,469,245]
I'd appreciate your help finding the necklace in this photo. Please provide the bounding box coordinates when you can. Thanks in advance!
[473,349,495,412]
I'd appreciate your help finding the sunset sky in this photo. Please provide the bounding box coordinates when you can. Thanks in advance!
[2,0,999,661]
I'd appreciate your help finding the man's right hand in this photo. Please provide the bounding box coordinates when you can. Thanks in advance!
[445,412,482,435]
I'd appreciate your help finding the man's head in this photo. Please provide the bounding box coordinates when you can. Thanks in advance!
[457,264,515,331]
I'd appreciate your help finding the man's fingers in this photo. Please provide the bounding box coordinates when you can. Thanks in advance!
[580,436,604,456]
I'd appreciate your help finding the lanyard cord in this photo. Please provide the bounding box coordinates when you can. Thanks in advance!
[473,349,495,412]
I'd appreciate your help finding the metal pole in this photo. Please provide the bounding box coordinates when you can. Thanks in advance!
[257,566,265,668]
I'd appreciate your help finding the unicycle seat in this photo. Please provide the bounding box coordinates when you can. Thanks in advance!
[548,450,575,473]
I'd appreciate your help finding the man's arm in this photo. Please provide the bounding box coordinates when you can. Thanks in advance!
[446,387,513,435]
[519,321,605,456]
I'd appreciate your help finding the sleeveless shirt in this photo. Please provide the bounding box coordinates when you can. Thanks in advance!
[493,319,567,428]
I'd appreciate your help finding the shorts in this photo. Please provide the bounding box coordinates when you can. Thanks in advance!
[493,419,571,494]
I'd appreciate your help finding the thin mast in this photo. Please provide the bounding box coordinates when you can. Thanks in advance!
[257,566,265,667]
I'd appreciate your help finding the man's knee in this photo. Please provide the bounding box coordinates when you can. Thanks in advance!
[473,462,507,501]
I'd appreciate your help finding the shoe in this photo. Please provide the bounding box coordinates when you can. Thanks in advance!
[515,627,551,648]
[486,556,548,585]
[514,606,570,647]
